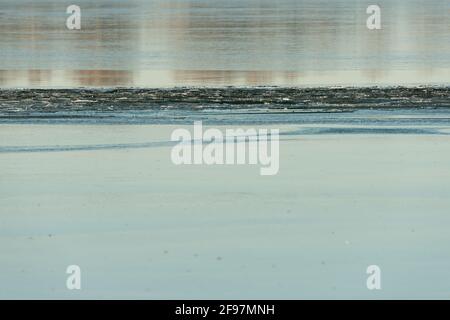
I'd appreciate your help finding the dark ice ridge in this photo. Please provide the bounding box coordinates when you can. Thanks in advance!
[1,87,449,115]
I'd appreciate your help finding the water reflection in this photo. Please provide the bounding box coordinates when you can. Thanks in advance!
[0,0,449,87]
[2,69,449,88]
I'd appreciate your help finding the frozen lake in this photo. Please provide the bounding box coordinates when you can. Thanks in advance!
[1,123,450,299]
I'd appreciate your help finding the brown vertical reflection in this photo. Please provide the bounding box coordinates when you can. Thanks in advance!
[68,70,134,87]
[27,70,53,86]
